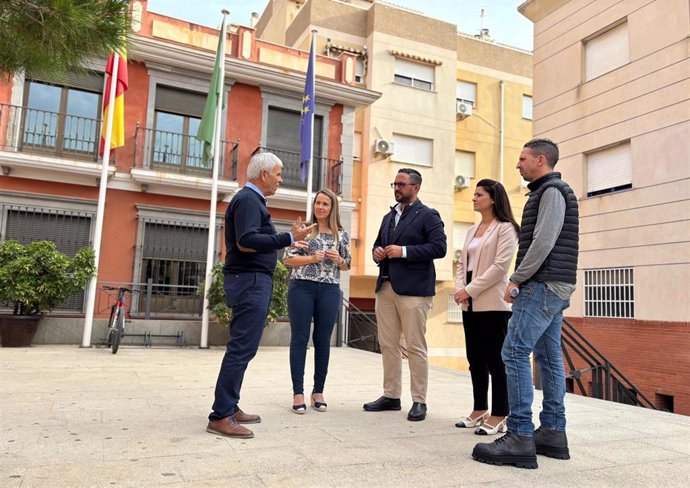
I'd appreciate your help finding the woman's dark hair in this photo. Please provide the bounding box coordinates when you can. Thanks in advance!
[476,178,520,234]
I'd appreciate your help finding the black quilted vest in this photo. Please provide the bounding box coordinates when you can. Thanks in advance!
[515,172,579,284]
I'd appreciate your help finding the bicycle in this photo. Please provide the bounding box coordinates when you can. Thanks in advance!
[103,286,135,354]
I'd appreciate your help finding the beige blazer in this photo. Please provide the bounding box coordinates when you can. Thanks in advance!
[455,220,518,312]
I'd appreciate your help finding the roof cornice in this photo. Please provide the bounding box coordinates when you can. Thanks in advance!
[128,34,381,108]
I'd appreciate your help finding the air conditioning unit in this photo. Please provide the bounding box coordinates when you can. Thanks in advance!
[456,100,473,118]
[455,174,471,189]
[374,139,394,156]
[454,249,462,261]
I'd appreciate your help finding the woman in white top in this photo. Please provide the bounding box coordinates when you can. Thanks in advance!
[454,179,519,435]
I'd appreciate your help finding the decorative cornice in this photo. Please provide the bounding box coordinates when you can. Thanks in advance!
[389,49,443,66]
[130,168,239,194]
[0,150,116,179]
[129,34,381,108]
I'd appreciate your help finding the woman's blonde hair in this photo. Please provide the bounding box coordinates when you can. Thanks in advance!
[308,188,343,243]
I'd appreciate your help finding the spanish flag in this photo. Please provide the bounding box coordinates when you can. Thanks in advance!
[99,51,128,156]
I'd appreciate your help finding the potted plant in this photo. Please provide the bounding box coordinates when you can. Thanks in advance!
[0,240,96,347]
[201,261,289,327]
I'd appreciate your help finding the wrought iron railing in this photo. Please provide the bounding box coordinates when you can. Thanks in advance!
[133,124,238,179]
[559,318,657,409]
[253,146,343,195]
[0,103,101,160]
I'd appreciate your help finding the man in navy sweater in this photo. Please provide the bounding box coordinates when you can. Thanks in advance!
[207,152,315,439]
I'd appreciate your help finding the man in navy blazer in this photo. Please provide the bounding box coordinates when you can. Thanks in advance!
[363,168,447,421]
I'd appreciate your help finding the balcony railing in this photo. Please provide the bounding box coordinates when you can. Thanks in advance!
[254,146,343,195]
[0,103,101,161]
[134,125,238,179]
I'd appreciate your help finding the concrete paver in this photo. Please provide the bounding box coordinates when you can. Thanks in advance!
[1,345,689,487]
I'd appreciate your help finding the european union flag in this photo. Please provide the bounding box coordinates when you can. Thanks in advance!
[299,33,316,183]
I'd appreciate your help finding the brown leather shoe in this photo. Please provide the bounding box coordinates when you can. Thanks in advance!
[206,417,254,439]
[233,408,261,424]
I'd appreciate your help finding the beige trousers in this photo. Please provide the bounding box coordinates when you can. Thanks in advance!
[375,282,433,403]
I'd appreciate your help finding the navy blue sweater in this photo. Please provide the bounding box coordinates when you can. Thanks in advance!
[223,186,292,275]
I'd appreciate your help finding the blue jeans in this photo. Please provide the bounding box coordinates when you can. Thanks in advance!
[209,272,272,421]
[288,279,341,395]
[501,281,570,436]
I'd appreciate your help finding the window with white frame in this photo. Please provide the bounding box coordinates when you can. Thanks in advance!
[355,57,365,83]
[447,293,462,323]
[586,142,632,197]
[522,95,533,120]
[456,81,477,107]
[394,58,434,91]
[584,268,634,318]
[353,131,362,160]
[392,133,433,166]
[455,151,476,178]
[585,21,629,81]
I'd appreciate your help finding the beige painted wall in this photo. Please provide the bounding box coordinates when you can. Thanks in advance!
[523,0,690,322]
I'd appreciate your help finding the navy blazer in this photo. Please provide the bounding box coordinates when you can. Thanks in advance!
[373,199,447,296]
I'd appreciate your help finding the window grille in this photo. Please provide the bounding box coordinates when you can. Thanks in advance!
[447,293,462,323]
[4,208,92,310]
[584,267,634,318]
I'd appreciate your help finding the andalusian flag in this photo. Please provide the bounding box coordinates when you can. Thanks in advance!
[99,50,128,156]
[197,21,227,167]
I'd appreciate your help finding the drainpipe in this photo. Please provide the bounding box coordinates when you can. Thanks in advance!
[499,80,505,183]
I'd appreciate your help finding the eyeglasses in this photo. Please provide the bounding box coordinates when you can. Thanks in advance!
[390,182,416,188]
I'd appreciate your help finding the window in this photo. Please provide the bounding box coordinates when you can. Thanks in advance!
[584,267,634,318]
[455,151,475,178]
[139,222,209,315]
[353,131,362,160]
[522,95,533,120]
[447,294,462,323]
[22,73,103,158]
[392,133,433,166]
[266,106,323,189]
[355,57,365,83]
[4,207,92,310]
[456,81,477,107]
[453,222,472,255]
[586,142,632,197]
[153,86,206,171]
[585,21,629,81]
[394,59,434,91]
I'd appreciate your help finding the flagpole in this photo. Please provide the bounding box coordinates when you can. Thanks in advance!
[200,9,228,349]
[305,30,317,220]
[81,52,120,348]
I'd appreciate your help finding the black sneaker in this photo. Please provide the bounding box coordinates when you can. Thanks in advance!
[534,426,570,460]
[362,396,401,411]
[472,432,538,469]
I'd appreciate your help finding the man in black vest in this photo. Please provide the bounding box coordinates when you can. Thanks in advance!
[473,139,579,469]
[363,168,447,421]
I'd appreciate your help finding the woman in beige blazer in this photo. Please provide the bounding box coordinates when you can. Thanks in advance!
[454,179,519,435]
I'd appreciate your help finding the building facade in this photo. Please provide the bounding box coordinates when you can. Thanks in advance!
[256,0,533,370]
[0,0,378,345]
[520,0,690,414]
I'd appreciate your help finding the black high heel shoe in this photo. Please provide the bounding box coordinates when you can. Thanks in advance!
[292,394,306,415]
[311,393,327,412]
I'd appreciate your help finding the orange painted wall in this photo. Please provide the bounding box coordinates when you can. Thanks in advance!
[116,61,149,171]
[227,83,263,184]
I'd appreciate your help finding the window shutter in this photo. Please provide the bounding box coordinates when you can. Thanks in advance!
[395,59,434,83]
[456,81,476,104]
[587,143,632,194]
[266,107,323,154]
[30,72,104,93]
[392,133,433,166]
[585,22,629,80]
[455,151,475,177]
[155,86,206,118]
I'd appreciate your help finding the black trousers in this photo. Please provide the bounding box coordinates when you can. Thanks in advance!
[462,307,511,417]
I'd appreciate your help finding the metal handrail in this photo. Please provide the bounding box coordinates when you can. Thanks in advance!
[0,102,101,160]
[561,318,657,409]
[339,296,407,358]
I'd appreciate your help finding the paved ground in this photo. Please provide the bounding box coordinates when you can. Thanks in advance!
[1,345,689,487]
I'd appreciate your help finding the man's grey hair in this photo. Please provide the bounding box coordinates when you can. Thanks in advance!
[247,152,283,180]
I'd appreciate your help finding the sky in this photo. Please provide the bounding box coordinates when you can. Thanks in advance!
[146,0,533,51]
